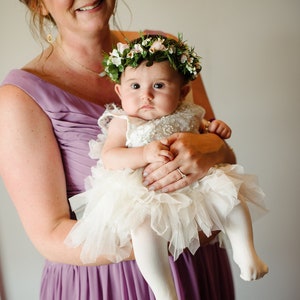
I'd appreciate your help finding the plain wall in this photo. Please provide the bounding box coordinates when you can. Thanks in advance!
[1,0,299,299]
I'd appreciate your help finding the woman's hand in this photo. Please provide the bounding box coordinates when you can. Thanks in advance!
[143,132,235,192]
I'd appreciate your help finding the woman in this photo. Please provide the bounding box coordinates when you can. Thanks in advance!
[0,1,235,299]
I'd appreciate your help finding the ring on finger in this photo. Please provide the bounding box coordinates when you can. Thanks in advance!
[176,168,186,179]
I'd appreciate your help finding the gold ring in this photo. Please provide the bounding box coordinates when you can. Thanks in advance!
[176,168,186,179]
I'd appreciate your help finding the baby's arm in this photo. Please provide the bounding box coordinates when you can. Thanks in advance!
[101,117,173,170]
[202,119,232,139]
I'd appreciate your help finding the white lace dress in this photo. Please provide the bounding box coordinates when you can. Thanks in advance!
[65,102,267,263]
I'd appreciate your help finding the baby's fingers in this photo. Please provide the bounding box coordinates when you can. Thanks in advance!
[159,150,174,161]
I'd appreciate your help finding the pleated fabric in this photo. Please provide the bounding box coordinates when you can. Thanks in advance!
[40,244,234,300]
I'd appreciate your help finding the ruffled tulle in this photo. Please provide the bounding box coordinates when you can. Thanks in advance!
[65,163,267,263]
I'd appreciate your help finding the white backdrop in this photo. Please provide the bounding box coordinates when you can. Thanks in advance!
[1,1,300,299]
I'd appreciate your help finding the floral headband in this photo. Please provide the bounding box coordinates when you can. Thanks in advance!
[102,34,202,83]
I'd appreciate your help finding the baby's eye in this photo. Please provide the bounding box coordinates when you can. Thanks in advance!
[153,82,164,89]
[130,83,140,89]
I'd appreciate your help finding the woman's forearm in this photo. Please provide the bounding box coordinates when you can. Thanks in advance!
[40,217,135,265]
[218,139,236,165]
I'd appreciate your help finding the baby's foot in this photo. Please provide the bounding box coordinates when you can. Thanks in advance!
[234,253,269,281]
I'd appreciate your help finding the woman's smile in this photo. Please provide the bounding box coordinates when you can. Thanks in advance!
[76,0,104,12]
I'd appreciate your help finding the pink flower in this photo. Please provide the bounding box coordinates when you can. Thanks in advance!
[133,44,143,53]
[149,39,166,53]
[117,42,129,55]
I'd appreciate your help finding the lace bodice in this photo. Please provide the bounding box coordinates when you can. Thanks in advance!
[99,102,205,148]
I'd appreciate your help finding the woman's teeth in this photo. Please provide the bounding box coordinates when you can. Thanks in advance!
[78,1,101,11]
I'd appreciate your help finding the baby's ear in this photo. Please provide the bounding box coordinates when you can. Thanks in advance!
[180,84,191,100]
[114,84,122,99]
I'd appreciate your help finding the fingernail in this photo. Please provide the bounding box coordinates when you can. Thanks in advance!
[143,180,149,186]
[143,171,148,177]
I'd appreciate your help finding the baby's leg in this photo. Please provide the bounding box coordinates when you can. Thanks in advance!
[131,218,178,300]
[225,201,268,281]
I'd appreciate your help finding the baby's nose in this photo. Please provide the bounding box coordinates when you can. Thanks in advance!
[141,89,154,101]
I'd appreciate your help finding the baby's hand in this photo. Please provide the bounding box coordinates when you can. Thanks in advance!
[143,140,174,164]
[209,120,232,139]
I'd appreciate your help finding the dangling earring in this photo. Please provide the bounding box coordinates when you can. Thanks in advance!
[47,32,53,44]
[44,17,55,44]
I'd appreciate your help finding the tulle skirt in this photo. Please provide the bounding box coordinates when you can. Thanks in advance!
[65,163,267,263]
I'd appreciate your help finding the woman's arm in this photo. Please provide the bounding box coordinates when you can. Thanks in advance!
[101,117,173,170]
[0,85,132,265]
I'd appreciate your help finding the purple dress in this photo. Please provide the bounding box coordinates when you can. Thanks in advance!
[1,69,235,300]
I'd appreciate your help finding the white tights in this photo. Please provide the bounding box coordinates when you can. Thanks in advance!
[131,201,268,300]
[131,218,178,300]
[224,201,268,281]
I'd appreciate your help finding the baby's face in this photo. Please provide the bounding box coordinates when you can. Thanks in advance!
[115,61,188,120]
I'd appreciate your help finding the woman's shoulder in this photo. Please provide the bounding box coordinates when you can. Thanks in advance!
[0,76,50,133]
[1,69,55,94]
[1,69,61,109]
[0,70,37,106]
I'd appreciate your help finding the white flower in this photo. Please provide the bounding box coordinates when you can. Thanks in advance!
[110,49,119,57]
[109,48,123,66]
[111,56,122,66]
[186,65,193,72]
[117,42,129,54]
[133,44,143,53]
[168,45,175,54]
[180,54,188,64]
[142,38,151,46]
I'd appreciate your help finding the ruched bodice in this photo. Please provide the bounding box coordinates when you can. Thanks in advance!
[2,69,105,197]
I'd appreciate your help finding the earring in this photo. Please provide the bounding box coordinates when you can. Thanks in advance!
[47,32,53,44]
[44,18,55,44]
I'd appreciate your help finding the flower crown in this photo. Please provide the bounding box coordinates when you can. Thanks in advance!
[102,34,202,83]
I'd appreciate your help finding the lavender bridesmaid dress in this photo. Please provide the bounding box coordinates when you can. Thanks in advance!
[1,69,234,300]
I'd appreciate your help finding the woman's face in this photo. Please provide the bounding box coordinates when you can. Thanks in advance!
[41,0,116,37]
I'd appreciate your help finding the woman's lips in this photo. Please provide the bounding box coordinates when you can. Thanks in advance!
[76,0,103,12]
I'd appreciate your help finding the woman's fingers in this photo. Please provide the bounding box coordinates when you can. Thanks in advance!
[143,132,229,192]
